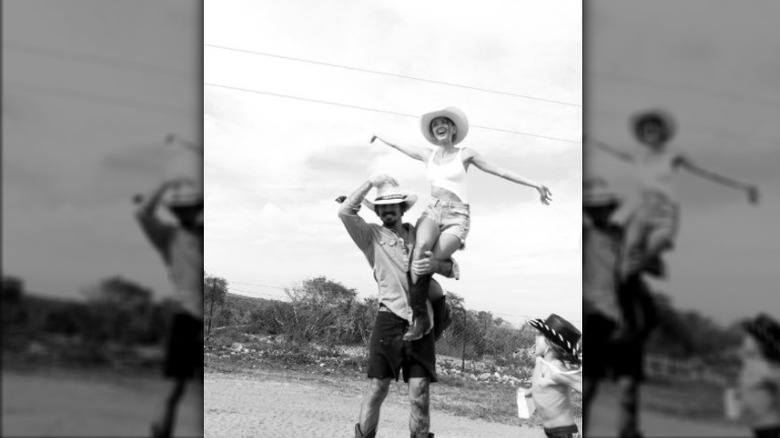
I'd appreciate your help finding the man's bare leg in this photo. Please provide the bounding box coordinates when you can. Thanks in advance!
[617,376,642,438]
[357,378,390,437]
[152,378,186,438]
[408,377,431,437]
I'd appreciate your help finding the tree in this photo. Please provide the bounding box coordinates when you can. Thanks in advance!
[278,276,361,343]
[83,276,155,344]
[204,274,228,337]
[287,276,357,305]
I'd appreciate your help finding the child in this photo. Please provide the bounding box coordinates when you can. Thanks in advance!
[527,314,583,438]
[371,107,553,341]
[588,109,759,280]
[729,314,780,438]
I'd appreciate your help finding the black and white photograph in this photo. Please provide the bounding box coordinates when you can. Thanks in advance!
[2,1,203,437]
[583,2,780,437]
[203,0,582,437]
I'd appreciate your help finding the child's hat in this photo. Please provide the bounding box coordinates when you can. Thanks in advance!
[530,314,582,359]
[742,313,780,363]
[631,109,676,142]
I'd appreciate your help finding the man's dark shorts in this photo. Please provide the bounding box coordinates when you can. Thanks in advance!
[544,424,580,438]
[367,310,436,383]
[164,312,203,380]
[584,311,645,382]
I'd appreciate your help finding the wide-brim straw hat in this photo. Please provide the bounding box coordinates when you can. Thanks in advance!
[361,181,418,212]
[631,109,677,142]
[420,107,469,146]
[530,313,582,359]
[164,184,203,208]
[743,313,780,363]
[584,177,622,207]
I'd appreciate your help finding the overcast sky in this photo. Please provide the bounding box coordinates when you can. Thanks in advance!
[3,1,201,301]
[205,0,582,327]
[587,0,780,326]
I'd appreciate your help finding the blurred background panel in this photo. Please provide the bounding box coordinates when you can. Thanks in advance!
[584,1,780,437]
[2,1,203,437]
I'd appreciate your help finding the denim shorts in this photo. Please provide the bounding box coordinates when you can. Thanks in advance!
[421,198,471,249]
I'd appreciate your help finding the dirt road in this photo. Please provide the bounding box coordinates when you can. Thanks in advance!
[2,368,203,437]
[587,382,749,437]
[205,368,582,438]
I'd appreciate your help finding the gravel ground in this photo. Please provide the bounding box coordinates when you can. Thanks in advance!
[204,367,583,438]
[587,382,750,437]
[2,368,203,437]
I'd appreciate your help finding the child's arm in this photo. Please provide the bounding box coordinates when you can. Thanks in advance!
[467,149,552,205]
[551,368,583,394]
[536,358,583,393]
[371,134,431,162]
[677,155,760,204]
[586,137,635,163]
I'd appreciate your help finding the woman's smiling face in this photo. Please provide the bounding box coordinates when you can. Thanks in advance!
[430,117,456,143]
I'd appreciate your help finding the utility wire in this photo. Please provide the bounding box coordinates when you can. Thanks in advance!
[5,80,195,118]
[591,71,780,111]
[205,43,581,108]
[4,41,191,78]
[224,282,580,323]
[229,281,288,291]
[205,82,581,145]
[593,108,778,147]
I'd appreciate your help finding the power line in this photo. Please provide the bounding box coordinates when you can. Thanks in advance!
[228,287,289,300]
[5,80,195,118]
[3,41,190,78]
[593,108,778,147]
[228,281,287,291]
[224,282,580,323]
[205,43,582,108]
[591,71,780,111]
[205,82,581,145]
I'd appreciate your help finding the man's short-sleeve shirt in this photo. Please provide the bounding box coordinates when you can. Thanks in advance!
[338,203,419,323]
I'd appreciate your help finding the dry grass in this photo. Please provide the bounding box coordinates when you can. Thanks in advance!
[640,378,731,423]
[205,339,583,427]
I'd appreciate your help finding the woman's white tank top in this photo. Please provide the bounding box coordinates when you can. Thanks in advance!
[426,148,468,203]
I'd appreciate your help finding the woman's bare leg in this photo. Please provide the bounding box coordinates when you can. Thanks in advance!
[410,217,441,285]
[431,233,461,261]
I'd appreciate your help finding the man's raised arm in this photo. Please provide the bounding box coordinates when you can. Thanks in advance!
[337,175,398,252]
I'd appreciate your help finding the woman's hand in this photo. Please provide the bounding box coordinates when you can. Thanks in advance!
[747,186,760,205]
[537,185,553,205]
[370,134,386,144]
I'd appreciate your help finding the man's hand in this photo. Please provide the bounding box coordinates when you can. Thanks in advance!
[412,251,438,276]
[368,174,398,187]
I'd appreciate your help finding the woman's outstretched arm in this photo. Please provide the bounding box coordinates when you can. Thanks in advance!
[468,149,553,205]
[678,155,760,204]
[371,134,431,162]
[586,137,635,162]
